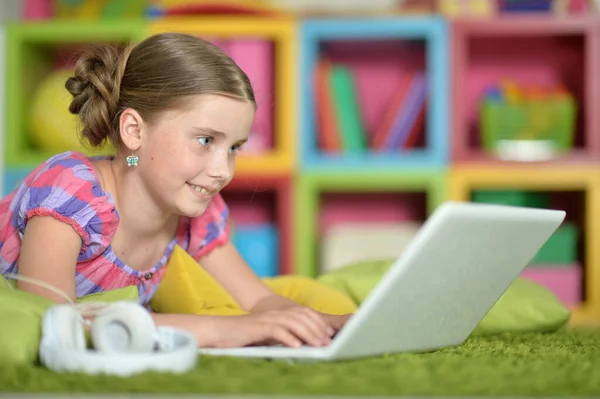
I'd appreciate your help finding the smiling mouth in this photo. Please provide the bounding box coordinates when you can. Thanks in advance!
[187,183,214,196]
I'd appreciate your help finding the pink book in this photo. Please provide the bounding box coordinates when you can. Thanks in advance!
[226,39,274,152]
[371,72,414,151]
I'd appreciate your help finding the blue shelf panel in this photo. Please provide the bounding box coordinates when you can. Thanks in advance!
[301,148,446,173]
[298,16,450,172]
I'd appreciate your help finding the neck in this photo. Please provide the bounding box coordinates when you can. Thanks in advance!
[108,156,177,241]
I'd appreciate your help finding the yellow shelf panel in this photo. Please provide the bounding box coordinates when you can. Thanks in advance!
[235,150,293,177]
[570,304,600,327]
[450,165,600,326]
[149,17,298,176]
[150,16,295,37]
[449,165,599,196]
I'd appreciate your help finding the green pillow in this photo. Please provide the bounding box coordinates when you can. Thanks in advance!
[318,258,394,304]
[471,277,571,335]
[0,275,139,367]
[317,258,571,335]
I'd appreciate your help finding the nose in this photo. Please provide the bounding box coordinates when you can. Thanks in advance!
[206,150,232,181]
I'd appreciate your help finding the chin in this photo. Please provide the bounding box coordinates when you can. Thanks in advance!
[174,202,210,218]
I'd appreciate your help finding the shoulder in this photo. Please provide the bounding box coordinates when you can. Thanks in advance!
[10,151,118,260]
[20,151,114,215]
[25,151,103,189]
[179,192,231,260]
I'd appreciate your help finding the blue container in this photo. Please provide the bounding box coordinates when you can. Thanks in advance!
[232,223,279,278]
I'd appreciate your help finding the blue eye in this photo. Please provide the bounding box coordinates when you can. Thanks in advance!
[229,144,243,154]
[197,136,211,146]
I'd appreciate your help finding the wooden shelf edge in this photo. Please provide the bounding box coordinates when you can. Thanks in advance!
[451,149,600,168]
[452,14,600,35]
[569,305,600,328]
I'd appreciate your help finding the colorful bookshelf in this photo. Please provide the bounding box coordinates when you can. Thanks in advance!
[299,16,449,173]
[4,21,148,168]
[448,165,600,325]
[4,12,600,326]
[150,16,298,177]
[295,170,447,277]
[450,15,600,164]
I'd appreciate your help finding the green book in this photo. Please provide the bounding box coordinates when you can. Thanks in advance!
[329,66,367,153]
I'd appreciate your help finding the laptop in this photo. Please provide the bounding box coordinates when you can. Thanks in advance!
[198,201,566,361]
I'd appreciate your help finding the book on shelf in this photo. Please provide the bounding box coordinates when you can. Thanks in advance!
[314,58,342,153]
[314,58,427,154]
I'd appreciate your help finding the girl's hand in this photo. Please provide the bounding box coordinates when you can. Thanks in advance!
[209,307,351,348]
[319,312,353,334]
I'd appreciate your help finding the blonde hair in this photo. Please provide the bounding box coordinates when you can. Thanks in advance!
[65,32,256,148]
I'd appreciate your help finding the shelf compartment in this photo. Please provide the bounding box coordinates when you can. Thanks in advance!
[450,16,600,164]
[299,17,449,172]
[295,170,446,277]
[4,21,148,168]
[471,187,585,307]
[223,174,293,275]
[449,165,600,325]
[150,16,298,176]
[319,191,427,273]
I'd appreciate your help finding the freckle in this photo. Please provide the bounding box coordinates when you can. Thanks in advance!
[121,251,125,256]
[151,157,154,161]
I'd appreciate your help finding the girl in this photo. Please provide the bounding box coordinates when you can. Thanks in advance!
[0,32,350,349]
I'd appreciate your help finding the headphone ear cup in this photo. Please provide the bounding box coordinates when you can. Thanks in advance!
[91,302,157,354]
[42,305,87,351]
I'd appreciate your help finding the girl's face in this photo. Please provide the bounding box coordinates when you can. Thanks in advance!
[137,94,254,218]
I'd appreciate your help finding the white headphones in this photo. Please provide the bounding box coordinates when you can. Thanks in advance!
[5,274,199,377]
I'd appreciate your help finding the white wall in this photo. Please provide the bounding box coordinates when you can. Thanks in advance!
[0,0,22,23]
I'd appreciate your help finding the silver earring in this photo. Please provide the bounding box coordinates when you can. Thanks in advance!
[126,152,139,167]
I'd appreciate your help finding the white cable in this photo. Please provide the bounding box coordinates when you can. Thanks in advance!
[3,272,110,326]
[4,272,75,305]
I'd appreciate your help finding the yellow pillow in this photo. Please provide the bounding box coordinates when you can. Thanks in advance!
[263,275,357,315]
[150,245,357,316]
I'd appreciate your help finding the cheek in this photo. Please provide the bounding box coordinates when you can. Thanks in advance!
[143,130,190,179]
[178,145,209,179]
[228,156,236,175]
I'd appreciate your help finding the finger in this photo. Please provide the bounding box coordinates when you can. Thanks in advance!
[299,307,335,337]
[288,309,333,346]
[268,324,303,348]
[320,313,351,332]
[271,312,323,347]
[330,313,353,330]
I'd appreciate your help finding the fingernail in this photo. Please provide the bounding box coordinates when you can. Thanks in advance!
[327,327,335,335]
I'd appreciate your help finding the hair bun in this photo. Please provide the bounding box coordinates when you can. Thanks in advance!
[65,43,131,147]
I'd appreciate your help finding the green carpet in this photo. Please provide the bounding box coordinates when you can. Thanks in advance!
[2,329,600,396]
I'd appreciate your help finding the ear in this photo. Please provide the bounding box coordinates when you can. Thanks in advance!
[118,108,145,151]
